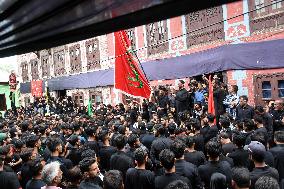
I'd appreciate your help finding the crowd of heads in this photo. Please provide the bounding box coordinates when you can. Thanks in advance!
[0,74,284,189]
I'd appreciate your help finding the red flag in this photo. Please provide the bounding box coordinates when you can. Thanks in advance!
[114,30,151,98]
[208,75,215,116]
[31,80,43,97]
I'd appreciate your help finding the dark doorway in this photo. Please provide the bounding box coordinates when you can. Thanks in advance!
[57,90,67,98]
[0,94,7,111]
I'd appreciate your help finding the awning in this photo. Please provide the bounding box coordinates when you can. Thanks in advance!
[21,38,284,93]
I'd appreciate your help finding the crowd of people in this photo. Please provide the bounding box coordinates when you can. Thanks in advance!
[1,75,284,189]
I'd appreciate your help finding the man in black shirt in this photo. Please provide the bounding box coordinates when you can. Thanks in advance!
[103,170,123,189]
[98,130,117,173]
[203,114,219,144]
[198,139,232,189]
[140,123,155,151]
[157,88,169,118]
[150,124,172,168]
[236,95,254,122]
[184,136,206,167]
[155,149,190,189]
[0,155,21,189]
[269,131,284,181]
[190,118,205,152]
[26,158,46,189]
[253,115,268,142]
[228,133,249,168]
[231,167,250,189]
[79,157,102,189]
[270,100,284,132]
[110,134,134,181]
[248,141,279,189]
[125,147,155,189]
[175,80,189,115]
[220,132,236,156]
[84,126,99,155]
[170,139,202,189]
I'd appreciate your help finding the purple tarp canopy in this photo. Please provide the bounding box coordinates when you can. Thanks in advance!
[20,38,284,92]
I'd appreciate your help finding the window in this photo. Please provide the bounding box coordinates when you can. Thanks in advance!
[254,73,284,105]
[262,81,272,99]
[255,0,265,13]
[73,92,84,105]
[185,6,224,47]
[53,50,65,76]
[69,44,82,73]
[146,20,169,56]
[249,0,284,33]
[278,80,284,97]
[272,0,282,10]
[86,38,100,70]
[41,54,50,78]
[21,62,29,82]
[30,59,39,80]
[89,91,102,105]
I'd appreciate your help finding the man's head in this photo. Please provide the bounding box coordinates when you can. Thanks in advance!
[206,113,215,124]
[127,134,140,148]
[47,137,63,154]
[114,134,126,150]
[159,149,175,171]
[274,99,284,111]
[178,80,185,89]
[134,147,148,166]
[228,85,238,94]
[247,141,266,163]
[231,168,250,189]
[274,131,284,144]
[255,176,279,189]
[239,95,248,107]
[206,139,221,159]
[103,170,124,189]
[170,139,186,159]
[79,157,100,179]
[42,161,63,186]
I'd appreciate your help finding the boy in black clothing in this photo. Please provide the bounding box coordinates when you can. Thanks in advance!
[125,147,155,189]
[198,139,232,189]
[155,149,190,189]
[170,139,202,189]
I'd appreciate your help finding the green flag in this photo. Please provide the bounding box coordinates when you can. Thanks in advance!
[88,99,93,117]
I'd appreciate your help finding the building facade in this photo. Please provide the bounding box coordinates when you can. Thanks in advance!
[17,0,284,107]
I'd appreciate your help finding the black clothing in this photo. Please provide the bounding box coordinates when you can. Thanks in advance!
[250,166,279,189]
[200,125,210,137]
[194,133,205,152]
[150,136,173,167]
[213,87,226,116]
[269,144,284,181]
[270,109,284,131]
[155,172,190,189]
[125,168,155,189]
[79,179,102,189]
[20,163,32,188]
[25,179,46,189]
[175,159,203,189]
[140,133,155,151]
[228,148,249,168]
[66,147,81,166]
[98,145,117,173]
[204,125,219,144]
[236,104,254,121]
[157,95,169,117]
[0,171,21,189]
[222,142,236,155]
[175,88,189,113]
[84,140,99,155]
[198,160,232,189]
[184,150,206,167]
[110,151,134,180]
[262,112,274,140]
